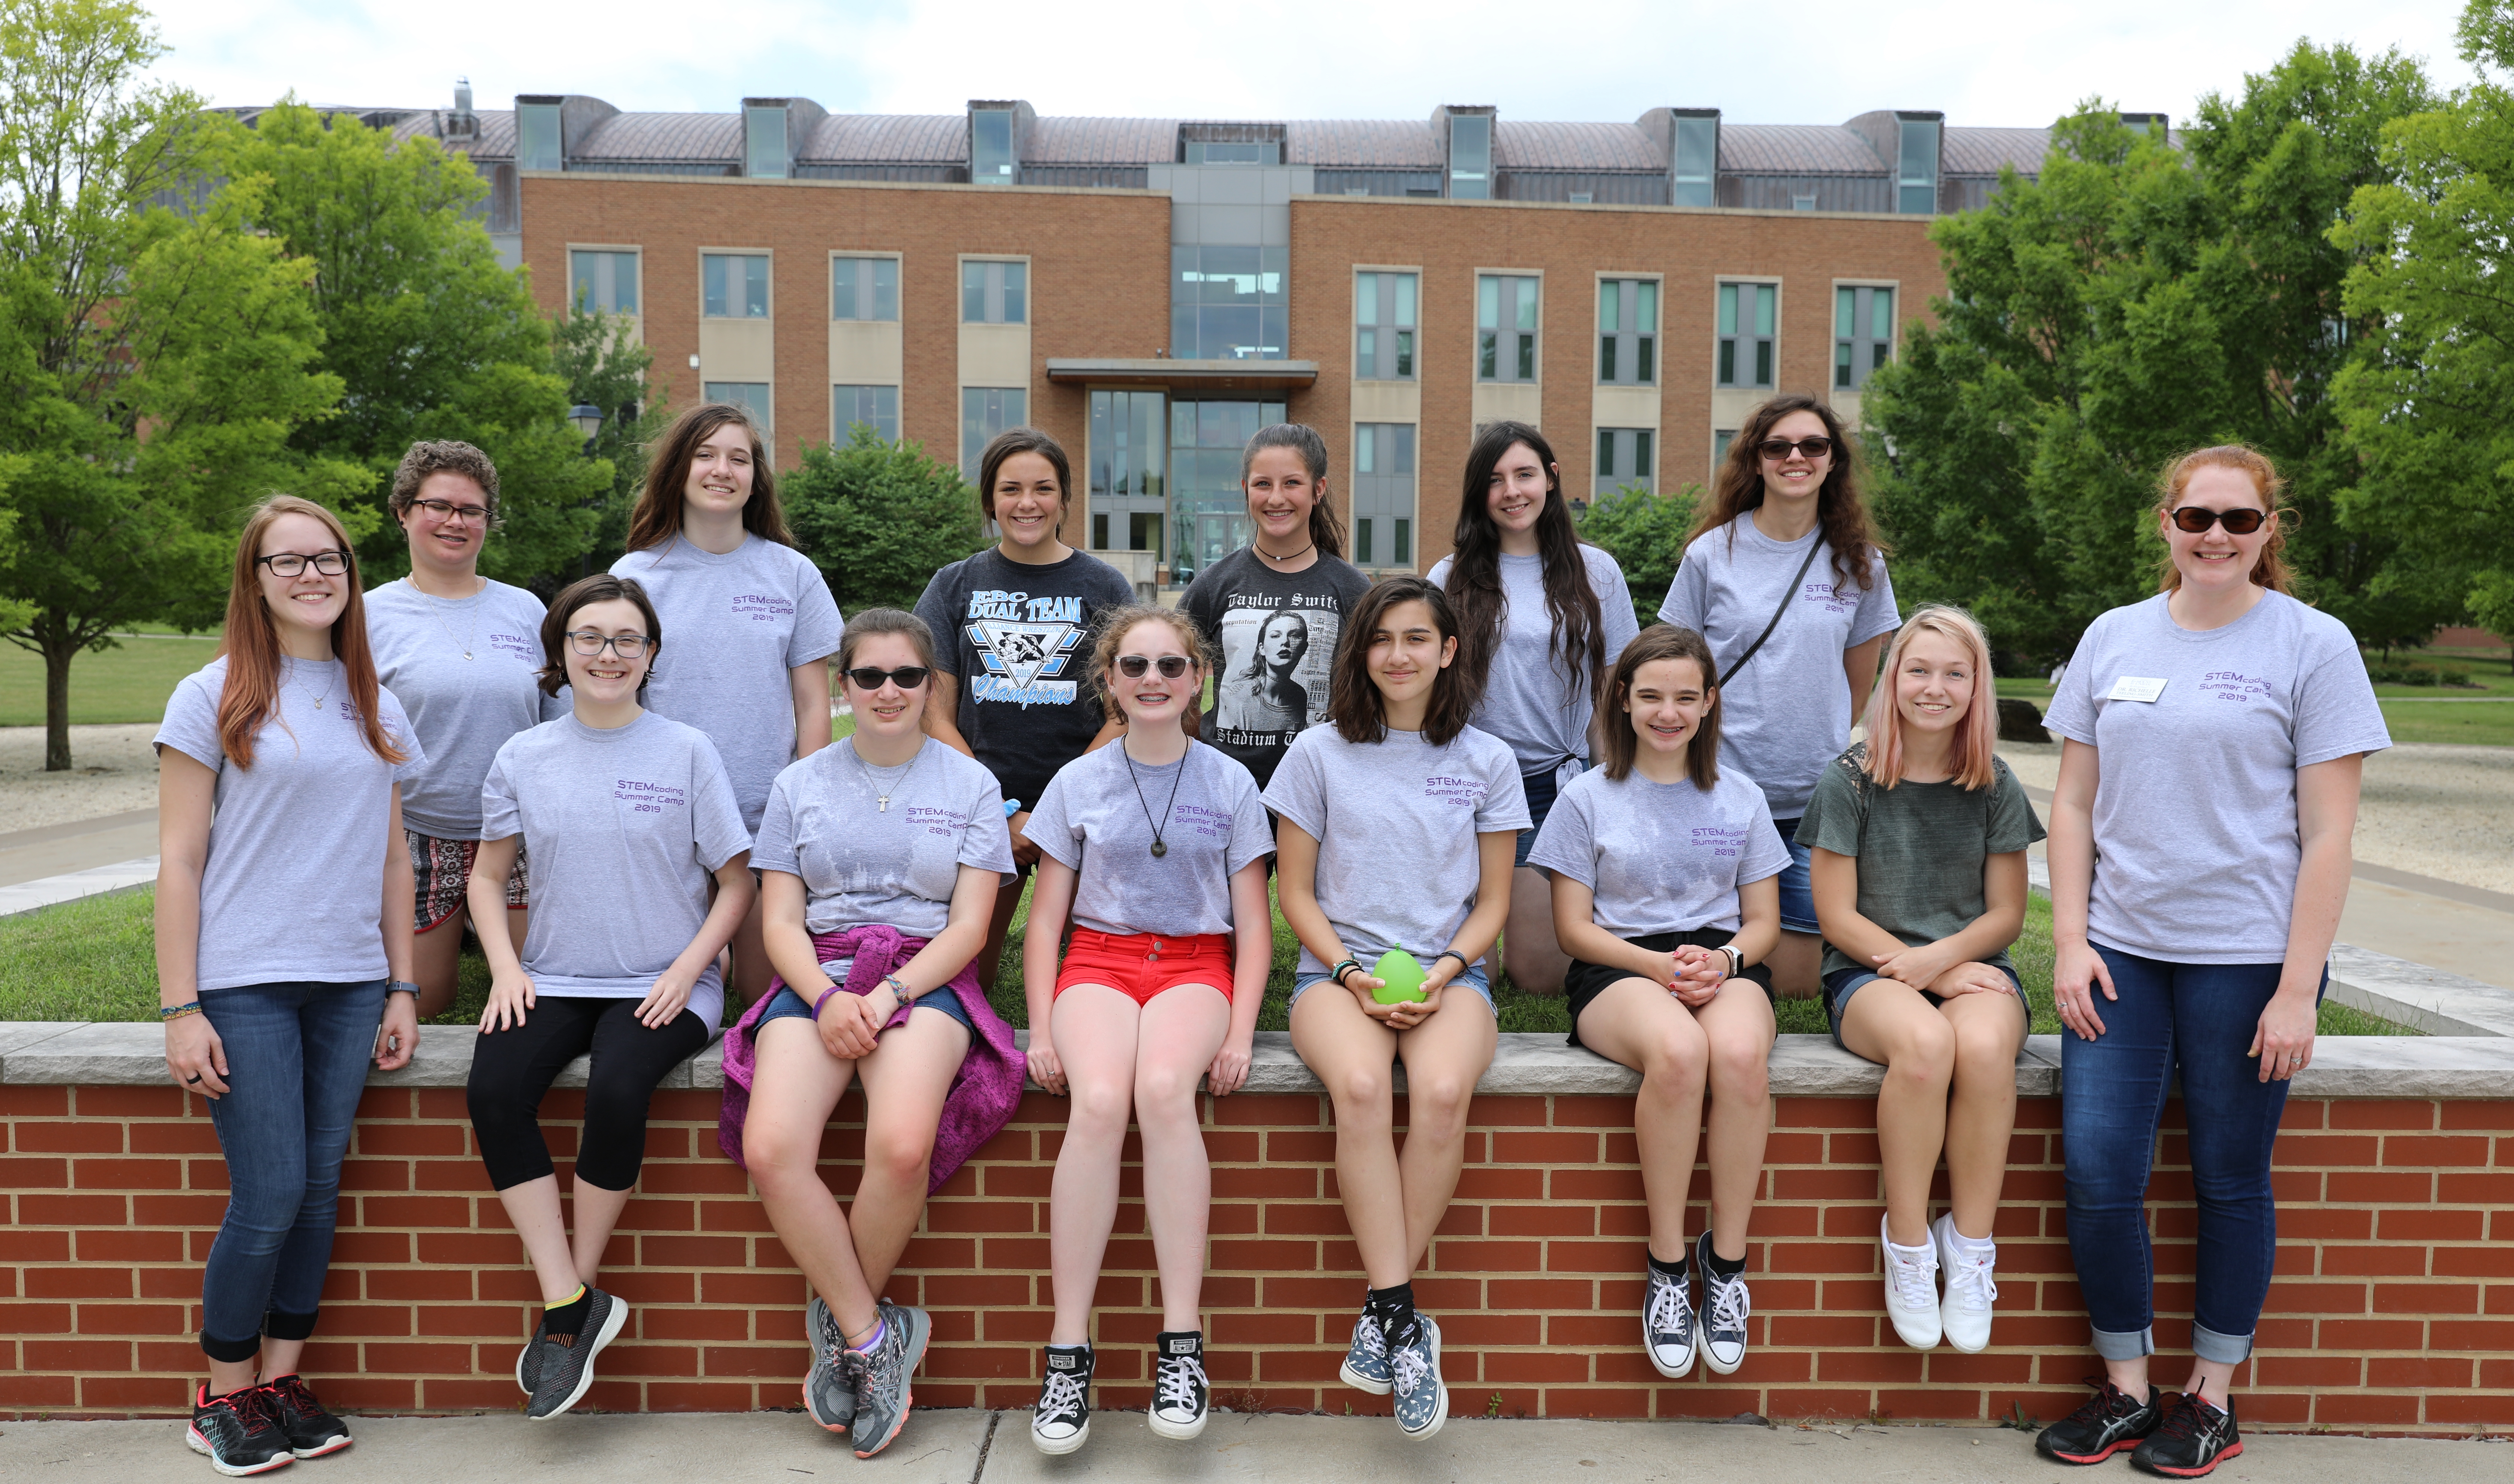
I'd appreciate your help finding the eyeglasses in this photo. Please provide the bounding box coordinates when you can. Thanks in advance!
[566,630,653,658]
[410,498,491,526]
[843,665,930,690]
[2168,506,2267,535]
[1115,655,1192,679]
[1757,436,1835,461]
[257,551,349,577]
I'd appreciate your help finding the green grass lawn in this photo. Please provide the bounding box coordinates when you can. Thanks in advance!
[1,880,2415,1040]
[0,632,223,728]
[1999,644,2514,748]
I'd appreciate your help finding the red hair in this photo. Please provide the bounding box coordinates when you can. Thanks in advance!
[216,497,406,769]
[2155,444,2292,596]
[1860,605,1997,792]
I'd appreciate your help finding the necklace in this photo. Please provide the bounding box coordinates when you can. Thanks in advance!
[411,575,481,661]
[1254,536,1315,565]
[852,739,923,812]
[287,656,337,712]
[1122,737,1191,857]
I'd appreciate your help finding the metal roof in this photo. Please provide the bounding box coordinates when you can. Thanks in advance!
[799,113,963,164]
[574,111,742,162]
[1287,120,1441,169]
[1943,125,2049,176]
[1028,116,1181,164]
[1495,121,1664,172]
[1719,124,1890,176]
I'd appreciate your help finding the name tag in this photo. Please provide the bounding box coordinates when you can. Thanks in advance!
[2108,676,2168,703]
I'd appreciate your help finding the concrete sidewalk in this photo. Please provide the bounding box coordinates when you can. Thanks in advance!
[0,1410,2501,1482]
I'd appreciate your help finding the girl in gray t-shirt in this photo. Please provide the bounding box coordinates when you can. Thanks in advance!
[1526,626,1788,1384]
[1263,576,1528,1441]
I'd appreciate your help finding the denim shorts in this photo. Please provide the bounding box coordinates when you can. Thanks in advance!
[1822,962,2026,1053]
[1513,768,1561,868]
[1769,817,1818,935]
[1291,961,1494,1013]
[754,980,976,1037]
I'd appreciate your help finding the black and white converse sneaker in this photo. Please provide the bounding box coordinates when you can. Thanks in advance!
[1695,1232,1752,1374]
[255,1375,350,1459]
[1642,1264,1697,1378]
[1148,1330,1209,1440]
[186,1383,293,1477]
[1030,1343,1093,1455]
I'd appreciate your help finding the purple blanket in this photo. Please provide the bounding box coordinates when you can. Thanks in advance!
[716,924,1024,1195]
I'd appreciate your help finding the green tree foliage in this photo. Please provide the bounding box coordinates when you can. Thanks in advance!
[551,305,668,585]
[0,0,358,770]
[2330,2,2514,638]
[1862,45,2446,667]
[223,101,610,588]
[1576,482,1697,630]
[783,425,984,614]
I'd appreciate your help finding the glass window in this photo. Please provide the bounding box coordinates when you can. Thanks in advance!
[972,108,1015,185]
[1088,389,1167,553]
[745,105,787,179]
[703,254,769,319]
[1672,114,1718,208]
[1897,117,1940,215]
[1448,114,1491,200]
[704,382,772,436]
[962,260,1026,324]
[1165,399,1284,579]
[1716,282,1775,389]
[832,256,899,322]
[1352,422,1418,569]
[1597,278,1657,385]
[569,250,637,315]
[962,386,1027,477]
[1478,275,1539,383]
[517,103,562,172]
[832,384,899,442]
[1174,245,1285,359]
[1594,427,1655,496]
[1354,270,1418,380]
[1713,429,1736,474]
[1834,285,1895,390]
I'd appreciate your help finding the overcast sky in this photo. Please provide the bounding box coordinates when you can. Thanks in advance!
[143,0,2471,129]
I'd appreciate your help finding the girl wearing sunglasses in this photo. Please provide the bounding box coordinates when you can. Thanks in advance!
[2036,447,2386,1477]
[1018,607,1273,1454]
[1264,577,1528,1442]
[1659,394,1898,1000]
[464,573,755,1422]
[1798,606,2040,1361]
[729,608,1022,1460]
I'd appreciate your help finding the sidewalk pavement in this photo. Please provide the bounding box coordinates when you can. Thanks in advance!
[0,1410,2502,1482]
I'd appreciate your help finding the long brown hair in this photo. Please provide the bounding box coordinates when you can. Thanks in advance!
[1596,625,1723,789]
[2154,444,2293,596]
[1444,420,1605,721]
[625,402,796,552]
[977,427,1073,526]
[1241,423,1346,560]
[1326,576,1478,747]
[216,496,406,768]
[1688,393,1887,593]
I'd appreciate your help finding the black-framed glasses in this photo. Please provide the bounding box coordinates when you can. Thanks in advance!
[1757,436,1835,461]
[410,498,491,526]
[566,630,653,659]
[256,550,349,577]
[2168,505,2267,535]
[1115,655,1192,679]
[843,665,930,690]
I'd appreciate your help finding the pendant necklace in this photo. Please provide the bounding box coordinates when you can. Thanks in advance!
[853,739,923,813]
[288,656,337,712]
[1123,738,1190,857]
[413,575,481,661]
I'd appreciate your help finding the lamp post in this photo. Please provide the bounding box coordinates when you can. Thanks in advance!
[568,403,604,452]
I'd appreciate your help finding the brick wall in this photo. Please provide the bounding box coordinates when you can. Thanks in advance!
[3,1084,2506,1430]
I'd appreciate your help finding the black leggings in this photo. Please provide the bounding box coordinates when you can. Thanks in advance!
[466,996,709,1193]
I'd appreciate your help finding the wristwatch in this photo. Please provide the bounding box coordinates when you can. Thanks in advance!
[386,980,422,999]
[1717,947,1743,980]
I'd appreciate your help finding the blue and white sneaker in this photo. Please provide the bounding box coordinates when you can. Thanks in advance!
[1643,1264,1697,1378]
[1338,1306,1392,1395]
[803,1294,858,1433]
[1389,1315,1447,1440]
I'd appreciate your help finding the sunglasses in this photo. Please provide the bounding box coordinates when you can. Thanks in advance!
[1115,655,1192,679]
[1757,436,1835,461]
[2168,506,2268,535]
[843,665,930,690]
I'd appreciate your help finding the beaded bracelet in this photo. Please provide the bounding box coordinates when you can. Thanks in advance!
[160,1003,203,1022]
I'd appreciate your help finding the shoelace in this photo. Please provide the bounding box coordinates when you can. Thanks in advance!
[1354,1316,1388,1362]
[1705,1271,1752,1334]
[1944,1247,1999,1312]
[206,1386,282,1434]
[1390,1340,1431,1397]
[1886,1246,1939,1312]
[1036,1367,1088,1422]
[1154,1354,1206,1412]
[2155,1392,2219,1444]
[1645,1273,1693,1336]
[262,1374,323,1417]
[2061,1377,2133,1431]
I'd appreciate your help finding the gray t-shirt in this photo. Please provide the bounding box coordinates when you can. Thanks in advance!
[1023,740,1274,937]
[1528,764,1790,938]
[611,535,845,830]
[752,737,1016,939]
[364,577,559,839]
[480,711,753,1027]
[1795,744,2047,979]
[1659,516,1900,817]
[155,657,426,992]
[1177,545,1373,789]
[2043,591,2389,963]
[1260,723,1530,975]
[1429,546,1641,774]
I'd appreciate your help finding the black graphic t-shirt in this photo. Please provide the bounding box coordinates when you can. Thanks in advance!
[914,545,1138,813]
[1177,545,1371,789]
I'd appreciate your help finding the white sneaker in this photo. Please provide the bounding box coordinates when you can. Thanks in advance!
[1880,1214,1942,1349]
[1933,1213,1998,1354]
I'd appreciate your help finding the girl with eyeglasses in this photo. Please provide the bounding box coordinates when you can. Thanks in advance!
[2035,448,2385,1478]
[365,441,561,1020]
[613,403,845,1009]
[1020,606,1272,1454]
[728,608,1022,1461]
[1429,421,1638,996]
[1264,577,1528,1443]
[1797,607,2041,1361]
[463,573,755,1421]
[154,496,423,1475]
[1658,394,1898,1001]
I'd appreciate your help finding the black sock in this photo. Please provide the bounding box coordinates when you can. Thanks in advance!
[1647,1251,1688,1279]
[1701,1245,1746,1279]
[545,1285,592,1339]
[1367,1282,1418,1346]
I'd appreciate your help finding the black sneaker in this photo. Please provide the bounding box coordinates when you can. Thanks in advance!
[525,1288,628,1421]
[2036,1377,2163,1465]
[186,1383,294,1477]
[1642,1264,1696,1378]
[255,1374,351,1459]
[515,1314,545,1395]
[1148,1330,1208,1440]
[1695,1232,1751,1374]
[1030,1343,1093,1455]
[2132,1392,2242,1478]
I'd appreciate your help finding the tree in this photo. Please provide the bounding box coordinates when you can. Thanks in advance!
[1576,482,1696,631]
[1862,44,2447,668]
[223,101,610,588]
[783,426,984,614]
[0,0,359,770]
[550,303,668,587]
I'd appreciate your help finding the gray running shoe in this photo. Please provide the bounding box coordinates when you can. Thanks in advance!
[1643,1265,1697,1378]
[1389,1314,1447,1440]
[802,1295,858,1433]
[525,1288,627,1421]
[848,1300,930,1459]
[1337,1307,1392,1395]
[515,1314,546,1394]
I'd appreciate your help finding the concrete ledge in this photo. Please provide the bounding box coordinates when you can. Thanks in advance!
[2327,942,2514,1037]
[6,1023,2509,1099]
[0,856,158,918]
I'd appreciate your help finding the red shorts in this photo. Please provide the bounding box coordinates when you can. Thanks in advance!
[1053,928,1235,1005]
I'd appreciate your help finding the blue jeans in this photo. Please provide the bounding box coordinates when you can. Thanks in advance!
[1512,767,1563,868]
[1769,818,1818,934]
[197,979,387,1362]
[1290,962,1493,1012]
[2060,947,2321,1365]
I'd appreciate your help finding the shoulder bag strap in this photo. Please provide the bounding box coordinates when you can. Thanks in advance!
[1712,538,1824,685]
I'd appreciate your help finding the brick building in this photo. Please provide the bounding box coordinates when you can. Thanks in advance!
[288,89,2082,585]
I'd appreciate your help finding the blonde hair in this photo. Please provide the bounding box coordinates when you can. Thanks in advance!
[1861,604,1998,792]
[1089,605,1214,724]
[2155,444,2292,595]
